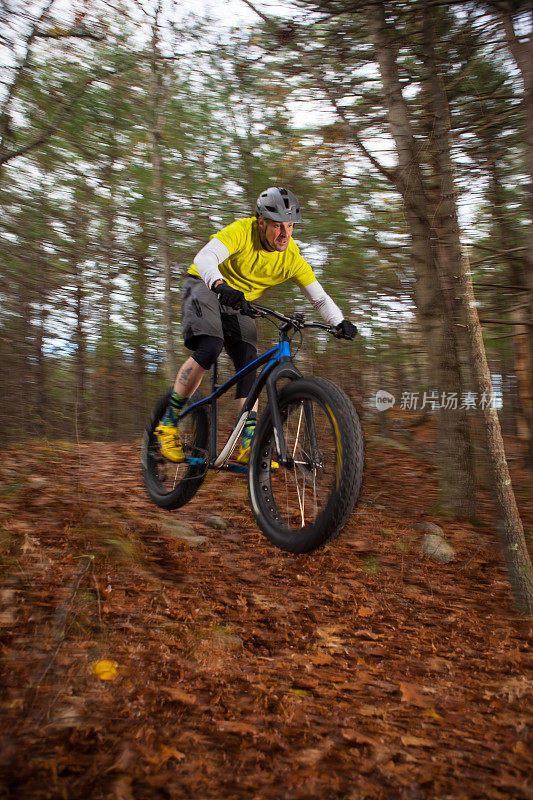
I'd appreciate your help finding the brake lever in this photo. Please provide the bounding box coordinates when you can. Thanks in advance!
[241,305,263,318]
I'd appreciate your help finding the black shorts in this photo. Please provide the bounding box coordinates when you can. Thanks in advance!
[180,275,257,350]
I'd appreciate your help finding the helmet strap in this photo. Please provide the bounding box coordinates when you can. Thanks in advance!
[257,217,275,252]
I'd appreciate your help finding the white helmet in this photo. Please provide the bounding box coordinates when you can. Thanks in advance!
[255,187,303,222]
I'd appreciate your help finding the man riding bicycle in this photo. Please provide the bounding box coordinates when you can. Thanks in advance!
[156,186,357,465]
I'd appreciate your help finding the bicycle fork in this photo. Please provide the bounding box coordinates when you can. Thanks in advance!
[262,362,312,469]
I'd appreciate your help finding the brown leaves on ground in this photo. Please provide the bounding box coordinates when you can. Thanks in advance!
[0,437,531,800]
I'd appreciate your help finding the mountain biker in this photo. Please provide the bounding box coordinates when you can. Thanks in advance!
[155,186,357,464]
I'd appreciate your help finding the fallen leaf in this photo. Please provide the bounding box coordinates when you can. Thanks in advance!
[498,676,532,702]
[91,660,118,681]
[336,671,373,689]
[217,721,258,736]
[296,747,323,765]
[353,629,380,640]
[26,476,49,487]
[145,745,186,767]
[4,520,33,534]
[400,735,435,748]
[22,535,40,553]
[111,774,133,800]
[357,704,385,718]
[316,625,345,649]
[426,657,451,673]
[372,679,397,693]
[350,539,377,553]
[106,745,136,773]
[52,702,85,728]
[309,652,335,665]
[341,728,377,746]
[0,609,16,626]
[159,687,197,706]
[399,682,428,707]
[288,688,307,698]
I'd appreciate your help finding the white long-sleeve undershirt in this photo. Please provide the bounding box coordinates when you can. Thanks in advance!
[193,238,229,288]
[301,281,344,326]
[192,237,344,326]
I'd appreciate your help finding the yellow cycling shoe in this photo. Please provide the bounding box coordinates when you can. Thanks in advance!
[155,423,185,463]
[236,444,251,465]
[237,444,279,469]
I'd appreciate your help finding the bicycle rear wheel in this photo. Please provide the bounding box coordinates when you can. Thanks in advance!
[141,389,210,510]
[248,377,363,553]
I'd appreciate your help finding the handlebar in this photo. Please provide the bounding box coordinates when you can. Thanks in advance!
[247,302,338,335]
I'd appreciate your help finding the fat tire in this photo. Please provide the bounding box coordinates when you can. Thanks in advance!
[248,377,363,553]
[141,389,209,510]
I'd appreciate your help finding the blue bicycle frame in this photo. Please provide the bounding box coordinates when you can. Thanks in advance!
[179,331,303,473]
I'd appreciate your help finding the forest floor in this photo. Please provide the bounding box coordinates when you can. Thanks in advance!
[0,432,532,800]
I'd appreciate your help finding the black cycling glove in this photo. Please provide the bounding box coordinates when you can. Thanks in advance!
[334,319,357,340]
[213,282,249,311]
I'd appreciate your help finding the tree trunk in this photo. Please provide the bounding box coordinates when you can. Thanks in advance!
[498,7,533,464]
[511,305,533,451]
[486,146,533,465]
[460,256,533,613]
[34,300,47,435]
[149,15,176,382]
[101,143,117,436]
[424,4,533,613]
[501,360,518,438]
[132,230,150,430]
[74,270,87,438]
[372,3,477,518]
[70,188,89,439]
[420,6,480,517]
[15,287,33,438]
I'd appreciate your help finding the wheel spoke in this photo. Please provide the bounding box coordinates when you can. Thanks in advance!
[171,464,181,490]
[293,462,306,527]
[292,403,304,460]
[260,392,338,531]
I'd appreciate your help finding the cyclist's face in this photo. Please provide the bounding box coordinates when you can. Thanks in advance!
[258,217,294,252]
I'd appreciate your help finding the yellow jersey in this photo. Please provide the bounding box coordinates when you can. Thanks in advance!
[187,217,316,301]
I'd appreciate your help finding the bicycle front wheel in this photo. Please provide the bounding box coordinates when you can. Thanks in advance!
[248,377,364,553]
[141,389,210,510]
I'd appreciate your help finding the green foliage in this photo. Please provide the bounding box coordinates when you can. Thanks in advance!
[0,1,529,442]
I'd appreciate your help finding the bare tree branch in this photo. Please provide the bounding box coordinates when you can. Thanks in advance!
[34,23,105,41]
[239,0,399,185]
[240,0,274,25]
[0,62,131,167]
[1,0,56,142]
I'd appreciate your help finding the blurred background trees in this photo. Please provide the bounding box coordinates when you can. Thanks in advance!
[1,0,532,459]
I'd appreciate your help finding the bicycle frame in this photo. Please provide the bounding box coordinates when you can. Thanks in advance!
[179,330,303,471]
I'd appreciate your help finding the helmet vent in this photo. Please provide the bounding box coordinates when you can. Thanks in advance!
[255,186,302,222]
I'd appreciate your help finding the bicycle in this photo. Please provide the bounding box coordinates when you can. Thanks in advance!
[141,304,364,554]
